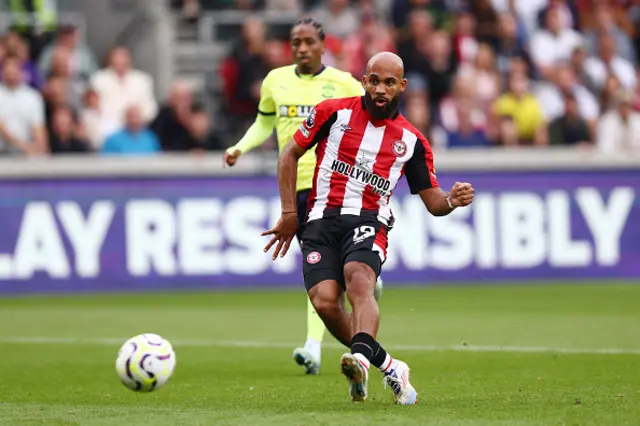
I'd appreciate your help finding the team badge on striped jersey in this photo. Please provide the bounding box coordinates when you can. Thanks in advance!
[392,140,407,157]
[306,252,321,264]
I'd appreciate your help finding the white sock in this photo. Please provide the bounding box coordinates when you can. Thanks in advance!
[378,353,393,373]
[353,353,371,370]
[304,338,321,362]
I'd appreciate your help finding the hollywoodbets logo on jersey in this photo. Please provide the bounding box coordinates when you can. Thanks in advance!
[331,159,392,196]
[279,105,314,118]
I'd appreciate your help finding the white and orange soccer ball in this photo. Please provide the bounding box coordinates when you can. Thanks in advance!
[115,333,176,392]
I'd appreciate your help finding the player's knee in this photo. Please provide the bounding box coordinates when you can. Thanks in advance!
[308,280,341,317]
[344,262,376,304]
[310,296,336,318]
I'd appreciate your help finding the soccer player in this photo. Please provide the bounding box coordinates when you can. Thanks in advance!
[262,52,475,405]
[223,18,383,375]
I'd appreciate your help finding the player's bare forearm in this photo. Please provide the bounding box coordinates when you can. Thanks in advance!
[262,140,305,260]
[418,187,454,216]
[278,140,306,213]
[419,182,475,216]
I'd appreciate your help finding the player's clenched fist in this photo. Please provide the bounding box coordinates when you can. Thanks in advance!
[223,148,241,168]
[261,212,298,260]
[449,182,474,207]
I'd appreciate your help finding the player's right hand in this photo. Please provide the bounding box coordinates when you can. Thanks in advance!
[450,182,474,207]
[223,148,241,168]
[261,212,298,260]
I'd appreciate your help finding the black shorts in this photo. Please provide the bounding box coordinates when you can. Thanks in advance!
[301,213,389,291]
[296,189,310,243]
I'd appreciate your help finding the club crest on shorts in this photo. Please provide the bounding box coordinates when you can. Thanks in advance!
[305,108,317,129]
[392,140,407,157]
[306,251,321,264]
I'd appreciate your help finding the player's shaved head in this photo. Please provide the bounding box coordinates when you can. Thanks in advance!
[362,52,407,120]
[365,52,405,80]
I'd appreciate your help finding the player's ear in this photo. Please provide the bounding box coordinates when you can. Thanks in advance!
[400,78,408,93]
[361,75,367,87]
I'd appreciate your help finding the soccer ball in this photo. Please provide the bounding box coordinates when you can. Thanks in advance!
[115,333,176,392]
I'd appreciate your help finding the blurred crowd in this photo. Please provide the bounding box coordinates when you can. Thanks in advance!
[0,21,223,156]
[2,1,639,157]
[199,0,640,152]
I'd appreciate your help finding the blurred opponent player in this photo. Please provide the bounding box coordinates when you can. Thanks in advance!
[223,18,383,375]
[262,52,475,404]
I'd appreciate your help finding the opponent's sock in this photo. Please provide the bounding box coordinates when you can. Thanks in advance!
[303,338,321,363]
[306,298,325,360]
[350,332,390,370]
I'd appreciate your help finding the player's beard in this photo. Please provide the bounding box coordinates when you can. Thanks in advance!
[364,92,400,120]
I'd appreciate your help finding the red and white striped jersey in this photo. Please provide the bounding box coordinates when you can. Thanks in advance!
[293,96,439,226]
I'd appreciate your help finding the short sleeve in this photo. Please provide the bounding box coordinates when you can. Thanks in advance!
[257,73,276,116]
[293,99,338,150]
[404,135,439,194]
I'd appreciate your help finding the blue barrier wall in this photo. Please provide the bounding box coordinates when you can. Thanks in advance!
[0,168,638,294]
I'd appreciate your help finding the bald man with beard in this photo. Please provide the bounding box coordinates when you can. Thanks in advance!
[264,52,475,405]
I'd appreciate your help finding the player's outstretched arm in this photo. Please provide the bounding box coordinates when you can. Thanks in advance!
[224,71,277,168]
[224,113,276,167]
[262,99,336,259]
[418,183,474,216]
[261,140,307,260]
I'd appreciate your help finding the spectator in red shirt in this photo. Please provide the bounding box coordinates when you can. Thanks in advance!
[341,11,395,78]
[220,16,269,128]
[452,9,478,67]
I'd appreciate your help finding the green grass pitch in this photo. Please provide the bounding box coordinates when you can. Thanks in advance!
[0,283,639,425]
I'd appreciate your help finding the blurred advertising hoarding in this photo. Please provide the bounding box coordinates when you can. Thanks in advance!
[0,168,637,294]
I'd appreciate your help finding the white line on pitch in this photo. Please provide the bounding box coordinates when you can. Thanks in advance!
[0,337,639,355]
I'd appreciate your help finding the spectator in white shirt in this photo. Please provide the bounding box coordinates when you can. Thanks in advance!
[584,33,637,92]
[584,5,636,65]
[0,56,47,155]
[90,46,157,130]
[79,88,120,150]
[534,63,600,135]
[312,0,359,39]
[490,0,547,39]
[597,90,640,154]
[38,25,98,82]
[48,46,87,110]
[529,6,583,80]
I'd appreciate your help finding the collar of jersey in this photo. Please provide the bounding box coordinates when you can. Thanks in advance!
[360,96,400,121]
[295,64,326,78]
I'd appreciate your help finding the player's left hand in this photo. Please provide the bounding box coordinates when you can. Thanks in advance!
[223,148,241,168]
[450,182,474,207]
[261,212,298,260]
